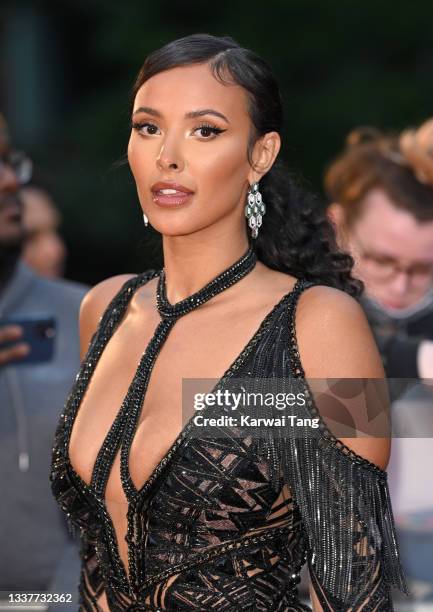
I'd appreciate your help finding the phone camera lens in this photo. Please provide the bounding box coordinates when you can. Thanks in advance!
[37,323,55,339]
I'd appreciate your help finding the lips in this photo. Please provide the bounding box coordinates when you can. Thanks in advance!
[383,300,404,309]
[151,182,194,207]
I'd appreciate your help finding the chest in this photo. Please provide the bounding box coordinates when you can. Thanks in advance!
[67,298,288,500]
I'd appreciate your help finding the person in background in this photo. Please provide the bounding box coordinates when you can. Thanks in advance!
[0,113,87,606]
[20,181,67,279]
[325,119,433,387]
[324,118,433,603]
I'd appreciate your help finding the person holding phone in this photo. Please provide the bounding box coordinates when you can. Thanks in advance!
[0,113,88,603]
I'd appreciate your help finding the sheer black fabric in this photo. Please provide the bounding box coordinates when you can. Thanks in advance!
[50,270,408,610]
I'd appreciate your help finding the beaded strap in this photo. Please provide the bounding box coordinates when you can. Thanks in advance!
[156,247,257,319]
[122,279,306,506]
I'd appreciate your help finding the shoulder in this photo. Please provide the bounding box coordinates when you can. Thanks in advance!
[294,283,384,378]
[79,273,137,358]
[293,283,390,469]
[80,273,137,316]
[79,273,138,327]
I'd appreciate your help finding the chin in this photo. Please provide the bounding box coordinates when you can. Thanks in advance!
[151,212,214,237]
[151,221,195,238]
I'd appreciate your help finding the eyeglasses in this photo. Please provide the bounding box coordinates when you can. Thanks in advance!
[350,230,433,283]
[0,150,33,185]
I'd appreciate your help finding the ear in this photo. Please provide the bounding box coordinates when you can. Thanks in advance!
[248,131,281,184]
[327,202,351,250]
[327,202,346,229]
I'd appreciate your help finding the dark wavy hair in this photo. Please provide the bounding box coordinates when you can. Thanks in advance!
[131,34,362,297]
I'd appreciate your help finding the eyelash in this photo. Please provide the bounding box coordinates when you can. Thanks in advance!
[130,121,226,139]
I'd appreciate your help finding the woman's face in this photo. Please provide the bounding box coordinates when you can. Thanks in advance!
[128,63,263,239]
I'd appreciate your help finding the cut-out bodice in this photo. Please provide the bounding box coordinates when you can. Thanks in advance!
[50,267,408,611]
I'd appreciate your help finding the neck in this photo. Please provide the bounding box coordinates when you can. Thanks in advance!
[161,231,251,303]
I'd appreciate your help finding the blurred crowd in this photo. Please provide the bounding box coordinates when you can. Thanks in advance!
[0,114,86,607]
[0,110,432,608]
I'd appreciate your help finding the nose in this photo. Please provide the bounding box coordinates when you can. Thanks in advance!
[389,270,411,296]
[0,163,19,193]
[156,135,184,173]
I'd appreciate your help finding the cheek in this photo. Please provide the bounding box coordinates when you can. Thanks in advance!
[127,137,143,179]
[127,136,155,187]
[191,139,249,207]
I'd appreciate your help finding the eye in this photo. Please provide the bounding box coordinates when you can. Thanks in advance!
[131,121,161,136]
[193,123,226,140]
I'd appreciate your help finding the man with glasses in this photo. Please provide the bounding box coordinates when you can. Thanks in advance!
[346,226,433,388]
[325,123,433,392]
[0,114,87,604]
[324,121,433,603]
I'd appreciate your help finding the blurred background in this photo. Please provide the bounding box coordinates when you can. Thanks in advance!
[1,0,432,284]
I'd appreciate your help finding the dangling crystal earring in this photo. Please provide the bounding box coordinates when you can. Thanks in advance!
[143,212,149,227]
[244,182,266,238]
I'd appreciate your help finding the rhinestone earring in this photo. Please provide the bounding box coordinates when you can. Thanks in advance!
[143,213,149,227]
[245,182,266,239]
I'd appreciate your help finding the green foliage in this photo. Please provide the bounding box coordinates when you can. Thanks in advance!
[15,0,433,282]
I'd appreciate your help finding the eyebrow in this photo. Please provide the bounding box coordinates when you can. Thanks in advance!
[132,106,230,123]
[133,106,161,118]
[185,109,230,123]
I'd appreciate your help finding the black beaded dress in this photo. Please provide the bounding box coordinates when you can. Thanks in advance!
[50,248,408,611]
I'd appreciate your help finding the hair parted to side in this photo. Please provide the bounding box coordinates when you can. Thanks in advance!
[324,119,433,227]
[131,33,363,297]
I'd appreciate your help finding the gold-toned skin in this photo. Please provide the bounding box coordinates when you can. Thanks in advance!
[70,63,390,611]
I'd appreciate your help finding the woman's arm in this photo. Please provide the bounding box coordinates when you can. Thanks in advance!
[295,286,391,467]
[294,286,404,611]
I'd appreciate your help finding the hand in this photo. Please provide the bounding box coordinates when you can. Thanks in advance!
[0,325,29,365]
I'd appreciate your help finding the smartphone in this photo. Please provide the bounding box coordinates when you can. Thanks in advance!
[0,315,56,364]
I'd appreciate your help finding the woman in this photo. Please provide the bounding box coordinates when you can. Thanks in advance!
[50,35,407,610]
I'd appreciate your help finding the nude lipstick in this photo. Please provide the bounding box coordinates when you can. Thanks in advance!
[151,182,194,208]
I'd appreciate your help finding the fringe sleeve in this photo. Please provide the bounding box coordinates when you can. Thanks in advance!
[254,374,409,609]
[276,282,410,610]
[287,423,409,610]
[252,380,409,608]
